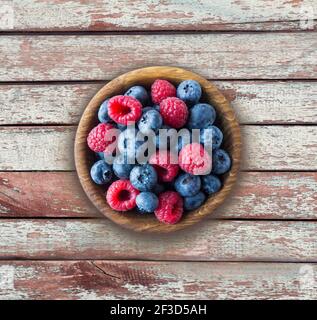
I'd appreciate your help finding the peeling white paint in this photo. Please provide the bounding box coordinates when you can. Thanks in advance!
[3,0,316,31]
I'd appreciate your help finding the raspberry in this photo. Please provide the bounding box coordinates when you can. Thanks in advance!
[179,143,212,175]
[106,180,140,211]
[108,95,142,125]
[160,97,188,128]
[87,123,116,152]
[154,191,183,224]
[149,150,179,182]
[151,79,176,104]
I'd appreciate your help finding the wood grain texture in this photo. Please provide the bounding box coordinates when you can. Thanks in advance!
[0,171,316,220]
[0,261,316,300]
[1,33,316,81]
[0,219,316,261]
[2,0,316,32]
[0,126,316,171]
[1,81,316,125]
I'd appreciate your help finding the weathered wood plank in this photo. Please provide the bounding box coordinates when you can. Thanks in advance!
[242,126,317,170]
[0,219,316,261]
[1,81,316,125]
[0,126,316,171]
[0,172,316,219]
[0,34,316,81]
[2,0,316,32]
[218,81,317,124]
[0,261,316,299]
[0,127,75,171]
[0,83,98,125]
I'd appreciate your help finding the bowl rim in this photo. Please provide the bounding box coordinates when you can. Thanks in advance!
[74,66,242,233]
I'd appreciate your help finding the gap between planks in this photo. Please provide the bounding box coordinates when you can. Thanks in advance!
[1,30,317,36]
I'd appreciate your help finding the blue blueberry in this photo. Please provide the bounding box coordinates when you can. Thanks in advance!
[90,160,113,185]
[155,125,173,150]
[152,184,165,195]
[136,192,159,213]
[153,104,160,112]
[175,131,193,153]
[95,152,104,160]
[125,86,149,106]
[142,106,155,114]
[142,105,159,114]
[118,128,135,154]
[118,128,147,160]
[187,103,216,129]
[201,174,222,195]
[200,125,223,150]
[174,173,201,197]
[184,192,206,211]
[138,109,162,135]
[212,149,231,174]
[130,164,158,191]
[113,154,134,179]
[98,99,110,123]
[116,123,126,131]
[177,80,202,105]
[96,151,117,165]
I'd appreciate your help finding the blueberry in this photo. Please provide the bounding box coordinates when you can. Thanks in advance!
[125,86,149,106]
[130,164,158,191]
[118,128,135,154]
[184,192,206,211]
[90,160,113,185]
[142,105,159,114]
[118,128,147,160]
[136,192,158,213]
[142,106,155,114]
[175,131,192,153]
[200,125,223,150]
[153,104,160,112]
[155,125,173,150]
[96,151,117,165]
[187,103,216,129]
[174,173,201,197]
[97,99,110,123]
[201,174,222,195]
[152,183,165,195]
[116,123,127,131]
[138,109,162,135]
[212,149,231,174]
[95,152,104,160]
[177,80,202,105]
[113,154,134,179]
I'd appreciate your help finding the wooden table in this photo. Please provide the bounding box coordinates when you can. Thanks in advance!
[0,1,316,300]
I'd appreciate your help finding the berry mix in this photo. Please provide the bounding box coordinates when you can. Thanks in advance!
[87,79,231,225]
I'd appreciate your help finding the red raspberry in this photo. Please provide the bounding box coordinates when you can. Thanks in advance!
[154,191,183,224]
[108,95,142,125]
[106,180,140,211]
[149,150,179,182]
[160,97,188,128]
[179,143,212,175]
[87,123,116,152]
[151,79,176,104]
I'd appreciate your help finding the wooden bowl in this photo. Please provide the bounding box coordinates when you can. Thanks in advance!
[75,66,241,233]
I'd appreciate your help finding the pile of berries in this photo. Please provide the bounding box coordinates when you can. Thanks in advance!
[87,79,231,225]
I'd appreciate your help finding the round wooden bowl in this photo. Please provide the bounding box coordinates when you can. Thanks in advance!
[75,66,241,233]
